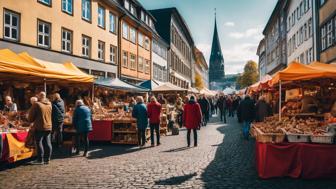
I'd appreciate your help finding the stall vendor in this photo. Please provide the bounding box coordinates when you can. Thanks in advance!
[3,96,17,113]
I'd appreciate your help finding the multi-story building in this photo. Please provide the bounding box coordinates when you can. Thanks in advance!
[150,8,194,89]
[193,47,209,89]
[257,38,267,79]
[152,34,168,82]
[117,0,156,84]
[263,0,288,75]
[286,0,317,64]
[0,0,120,79]
[0,0,156,81]
[318,0,336,63]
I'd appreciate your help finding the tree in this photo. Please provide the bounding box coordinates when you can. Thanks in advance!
[237,60,259,88]
[195,73,204,90]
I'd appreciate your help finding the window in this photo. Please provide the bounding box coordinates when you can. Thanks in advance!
[145,59,150,74]
[37,20,51,48]
[62,0,73,14]
[138,56,143,72]
[300,2,303,16]
[308,18,312,37]
[320,0,326,6]
[122,22,128,39]
[98,41,105,61]
[304,23,308,40]
[144,36,150,50]
[304,0,308,12]
[124,0,129,10]
[82,0,91,21]
[61,28,72,53]
[138,32,144,47]
[109,12,116,33]
[38,0,51,6]
[141,11,145,21]
[98,5,105,28]
[130,5,136,16]
[327,20,333,47]
[130,53,136,70]
[122,51,128,67]
[3,10,20,41]
[82,35,90,58]
[321,26,326,50]
[110,45,117,64]
[130,27,136,43]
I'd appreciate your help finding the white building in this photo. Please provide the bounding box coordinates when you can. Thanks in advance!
[257,38,267,80]
[286,0,317,64]
[152,35,169,82]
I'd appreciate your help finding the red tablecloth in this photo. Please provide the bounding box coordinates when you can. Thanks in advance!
[1,132,34,163]
[88,120,113,141]
[256,142,336,179]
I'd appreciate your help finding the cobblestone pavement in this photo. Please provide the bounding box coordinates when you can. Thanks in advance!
[1,116,336,189]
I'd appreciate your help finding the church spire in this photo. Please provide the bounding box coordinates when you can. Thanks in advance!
[209,10,225,90]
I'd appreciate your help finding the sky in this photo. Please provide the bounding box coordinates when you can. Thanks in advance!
[138,0,277,74]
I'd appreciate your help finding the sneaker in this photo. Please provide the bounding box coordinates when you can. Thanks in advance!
[30,160,44,165]
[151,144,155,147]
[44,161,50,165]
[194,144,198,147]
[83,152,88,157]
[157,143,161,146]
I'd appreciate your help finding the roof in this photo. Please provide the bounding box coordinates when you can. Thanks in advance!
[256,38,265,56]
[152,82,187,92]
[262,0,288,35]
[193,47,208,69]
[149,8,194,46]
[95,78,149,92]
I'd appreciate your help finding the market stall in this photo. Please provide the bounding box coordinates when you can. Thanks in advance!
[0,49,93,163]
[252,61,336,179]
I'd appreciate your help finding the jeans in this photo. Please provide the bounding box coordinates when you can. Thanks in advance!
[187,129,197,146]
[52,122,63,147]
[220,109,227,123]
[150,124,160,145]
[242,121,251,139]
[75,132,89,153]
[228,107,234,117]
[138,128,146,146]
[35,131,52,162]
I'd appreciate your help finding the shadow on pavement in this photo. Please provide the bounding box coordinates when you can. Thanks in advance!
[201,117,336,189]
[161,146,190,153]
[155,172,197,185]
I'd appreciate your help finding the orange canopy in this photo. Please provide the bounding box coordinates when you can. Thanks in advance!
[0,49,93,83]
[271,61,336,85]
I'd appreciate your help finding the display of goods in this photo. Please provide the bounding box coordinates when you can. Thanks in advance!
[310,133,335,144]
[254,127,285,143]
[325,113,336,124]
[252,122,284,134]
[282,101,302,115]
[286,133,310,143]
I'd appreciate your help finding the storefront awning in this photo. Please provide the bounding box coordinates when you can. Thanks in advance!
[95,78,149,92]
[138,80,160,90]
[152,82,187,92]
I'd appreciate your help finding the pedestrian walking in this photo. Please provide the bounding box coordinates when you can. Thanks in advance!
[237,95,255,140]
[199,95,210,126]
[28,92,52,165]
[51,93,65,148]
[132,96,148,147]
[255,96,272,122]
[175,97,184,128]
[226,96,234,117]
[73,100,92,157]
[147,96,162,147]
[232,95,240,117]
[216,96,227,123]
[183,96,202,147]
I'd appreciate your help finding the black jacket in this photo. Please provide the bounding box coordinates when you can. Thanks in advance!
[198,98,210,113]
[52,99,65,124]
[237,96,255,122]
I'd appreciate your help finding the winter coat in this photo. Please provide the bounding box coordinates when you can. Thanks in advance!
[52,99,65,125]
[255,100,272,122]
[132,102,148,130]
[147,101,162,124]
[28,100,52,131]
[183,100,202,129]
[199,98,210,113]
[73,105,92,133]
[216,97,226,111]
[237,96,256,123]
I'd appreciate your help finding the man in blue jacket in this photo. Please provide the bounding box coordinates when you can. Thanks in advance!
[73,100,92,157]
[52,93,65,148]
[132,96,148,148]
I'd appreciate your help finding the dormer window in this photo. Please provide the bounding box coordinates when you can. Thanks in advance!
[141,11,145,21]
[124,0,129,10]
[130,5,136,16]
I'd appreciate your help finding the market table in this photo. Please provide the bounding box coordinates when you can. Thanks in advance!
[88,120,113,141]
[1,131,35,163]
[256,142,336,179]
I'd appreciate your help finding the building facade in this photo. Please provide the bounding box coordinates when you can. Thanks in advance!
[152,34,168,82]
[0,0,156,81]
[286,0,317,64]
[150,8,194,89]
[257,38,267,79]
[209,17,225,90]
[193,47,209,89]
[318,0,336,63]
[263,0,288,75]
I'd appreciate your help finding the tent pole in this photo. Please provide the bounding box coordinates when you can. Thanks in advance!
[279,80,282,121]
[92,84,95,103]
[44,78,47,94]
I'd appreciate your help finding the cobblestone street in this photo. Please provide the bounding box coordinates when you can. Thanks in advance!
[1,116,336,189]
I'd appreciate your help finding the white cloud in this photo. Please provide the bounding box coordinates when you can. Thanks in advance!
[195,43,211,63]
[224,22,235,27]
[228,27,263,40]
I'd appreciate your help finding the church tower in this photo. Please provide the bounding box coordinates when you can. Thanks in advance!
[209,11,225,90]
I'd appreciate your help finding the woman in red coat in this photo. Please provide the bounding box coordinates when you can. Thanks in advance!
[183,95,202,147]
